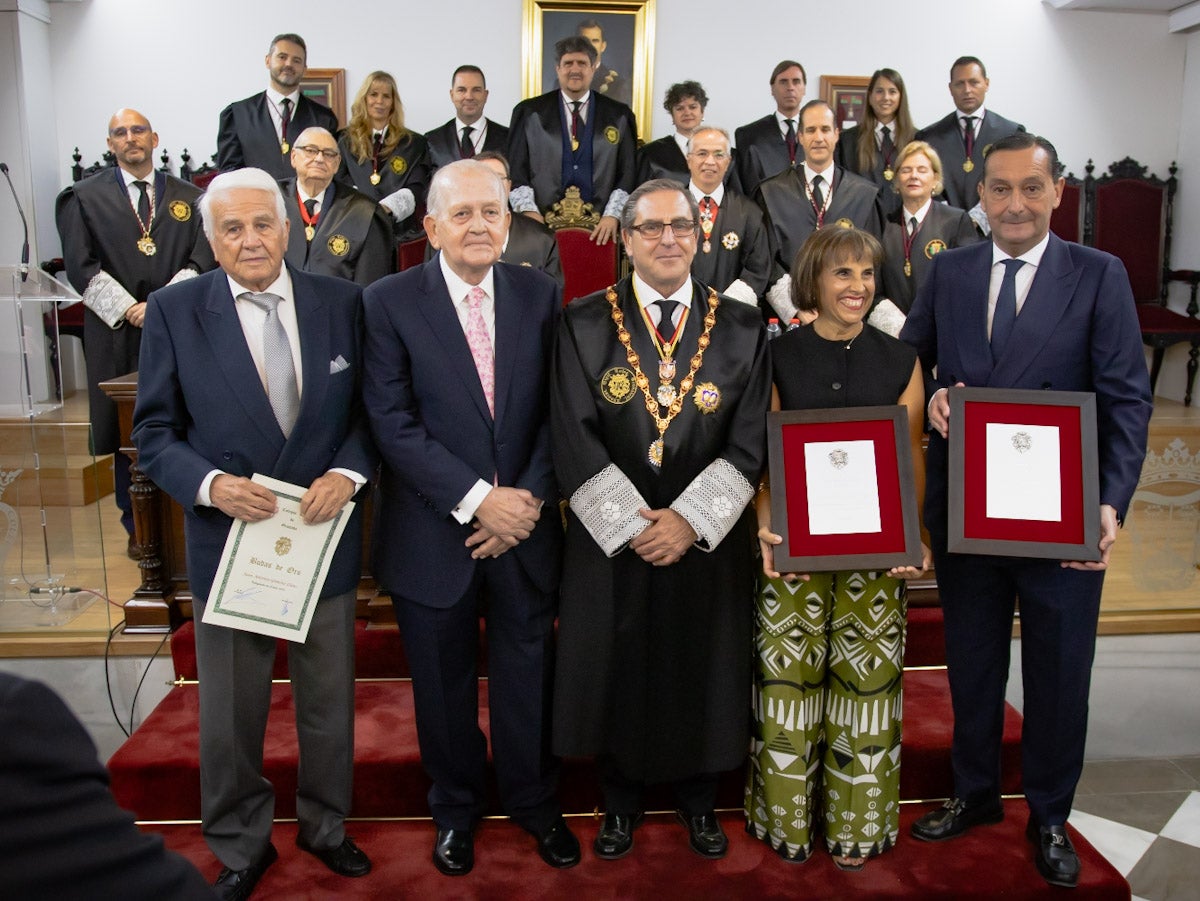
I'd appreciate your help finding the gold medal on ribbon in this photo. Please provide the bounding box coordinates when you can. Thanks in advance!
[702,240,712,253]
[657,384,677,406]
[963,158,974,173]
[571,138,580,152]
[370,172,381,186]
[648,438,664,467]
[137,236,157,257]
[904,260,912,277]
[281,141,290,155]
[883,168,894,181]
[659,358,675,381]
[304,225,315,242]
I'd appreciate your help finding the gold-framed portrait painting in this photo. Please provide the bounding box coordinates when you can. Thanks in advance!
[521,0,657,141]
[819,75,871,128]
[300,68,347,127]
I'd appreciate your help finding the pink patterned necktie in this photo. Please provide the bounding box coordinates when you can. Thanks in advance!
[464,285,495,416]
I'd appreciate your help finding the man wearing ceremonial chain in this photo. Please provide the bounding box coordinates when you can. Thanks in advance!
[550,178,770,861]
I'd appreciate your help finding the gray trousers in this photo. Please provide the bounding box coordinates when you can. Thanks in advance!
[193,590,356,869]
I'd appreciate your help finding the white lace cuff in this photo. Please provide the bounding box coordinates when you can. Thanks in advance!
[379,188,416,222]
[723,278,758,307]
[670,458,753,552]
[766,273,797,323]
[509,185,537,213]
[82,270,135,329]
[602,189,628,221]
[967,202,990,235]
[569,463,650,557]
[867,297,906,338]
[167,267,199,286]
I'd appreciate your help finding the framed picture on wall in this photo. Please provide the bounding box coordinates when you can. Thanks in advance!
[300,68,347,128]
[819,75,870,128]
[521,0,657,141]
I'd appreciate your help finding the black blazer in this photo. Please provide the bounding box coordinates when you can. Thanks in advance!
[635,136,743,193]
[835,124,907,217]
[878,201,980,313]
[281,178,394,285]
[217,91,339,179]
[734,114,795,196]
[914,109,1024,209]
[690,190,770,302]
[425,118,510,170]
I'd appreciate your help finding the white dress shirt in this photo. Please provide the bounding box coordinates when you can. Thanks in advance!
[265,86,302,142]
[987,231,1049,337]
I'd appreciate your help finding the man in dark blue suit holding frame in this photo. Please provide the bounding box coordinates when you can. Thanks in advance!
[133,168,374,899]
[901,133,1151,888]
[361,160,579,877]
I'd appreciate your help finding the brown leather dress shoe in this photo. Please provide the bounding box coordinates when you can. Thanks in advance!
[911,797,1004,842]
[212,843,277,901]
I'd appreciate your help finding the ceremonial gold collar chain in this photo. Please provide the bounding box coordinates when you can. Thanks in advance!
[607,284,719,467]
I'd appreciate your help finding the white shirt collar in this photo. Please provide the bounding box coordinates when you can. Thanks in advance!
[775,110,798,135]
[803,161,834,183]
[957,105,987,125]
[633,271,692,309]
[673,131,691,157]
[991,231,1051,269]
[439,252,496,303]
[905,198,934,226]
[875,120,896,139]
[266,86,301,109]
[689,181,725,205]
[455,117,485,136]
[118,167,153,191]
[561,90,591,114]
[296,182,330,207]
[227,266,293,303]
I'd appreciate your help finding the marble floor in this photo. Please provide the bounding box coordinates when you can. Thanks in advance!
[1071,758,1200,901]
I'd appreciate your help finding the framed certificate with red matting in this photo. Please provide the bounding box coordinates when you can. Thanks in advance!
[948,387,1100,561]
[767,406,923,572]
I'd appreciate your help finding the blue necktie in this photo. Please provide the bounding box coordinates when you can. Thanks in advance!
[991,258,1025,364]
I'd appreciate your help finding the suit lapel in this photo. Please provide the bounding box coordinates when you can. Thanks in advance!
[949,241,994,384]
[990,235,1078,385]
[200,275,286,452]
[492,265,519,429]
[417,260,495,426]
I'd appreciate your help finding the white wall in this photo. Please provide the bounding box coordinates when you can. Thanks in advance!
[8,0,1198,393]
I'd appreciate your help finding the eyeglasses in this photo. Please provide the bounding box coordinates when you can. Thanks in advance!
[294,145,340,160]
[627,218,697,239]
[109,125,151,138]
[689,149,728,161]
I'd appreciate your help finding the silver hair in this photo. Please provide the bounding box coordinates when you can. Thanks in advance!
[292,126,337,148]
[426,159,506,219]
[688,125,732,148]
[198,168,287,242]
[619,178,700,233]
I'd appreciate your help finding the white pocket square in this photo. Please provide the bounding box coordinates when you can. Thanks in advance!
[330,355,350,374]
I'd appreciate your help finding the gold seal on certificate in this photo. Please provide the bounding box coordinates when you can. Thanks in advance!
[202,474,355,642]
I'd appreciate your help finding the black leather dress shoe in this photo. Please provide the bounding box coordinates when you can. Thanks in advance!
[297,835,372,877]
[911,797,1004,842]
[432,827,474,876]
[213,843,277,901]
[593,811,643,859]
[1027,820,1081,888]
[676,811,728,858]
[535,817,581,868]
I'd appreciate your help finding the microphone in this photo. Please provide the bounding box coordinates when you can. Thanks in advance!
[0,161,31,281]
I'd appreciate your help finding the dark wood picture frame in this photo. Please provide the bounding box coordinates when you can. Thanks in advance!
[819,75,870,128]
[948,387,1100,561]
[767,406,923,573]
[300,67,347,128]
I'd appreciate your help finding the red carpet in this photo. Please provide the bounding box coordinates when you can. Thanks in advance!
[147,803,1128,900]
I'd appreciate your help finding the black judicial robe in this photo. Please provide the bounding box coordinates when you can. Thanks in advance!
[508,90,636,214]
[337,131,431,240]
[690,191,770,304]
[734,114,795,196]
[217,92,339,179]
[914,109,1024,209]
[281,178,394,286]
[55,168,213,454]
[878,201,980,314]
[755,166,884,281]
[835,125,905,218]
[635,136,744,193]
[424,118,510,170]
[551,278,770,781]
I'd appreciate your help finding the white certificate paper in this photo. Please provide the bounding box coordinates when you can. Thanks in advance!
[202,474,355,642]
[985,423,1062,522]
[804,440,882,535]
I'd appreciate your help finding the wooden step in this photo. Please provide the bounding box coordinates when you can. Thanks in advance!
[0,419,95,457]
[0,454,112,506]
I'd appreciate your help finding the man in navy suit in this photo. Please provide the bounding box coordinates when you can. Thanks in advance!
[217,34,339,179]
[361,160,579,876]
[901,133,1151,888]
[133,168,374,899]
[914,57,1024,211]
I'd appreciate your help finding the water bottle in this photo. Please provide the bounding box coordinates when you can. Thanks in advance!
[766,318,782,340]
[787,318,800,331]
